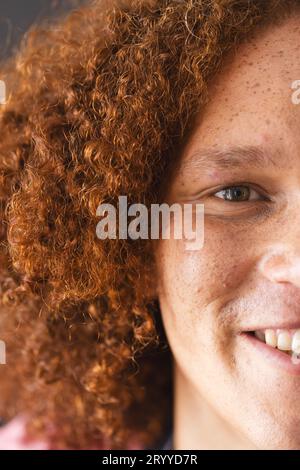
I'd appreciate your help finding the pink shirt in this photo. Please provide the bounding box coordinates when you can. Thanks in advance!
[0,417,49,450]
[0,416,145,450]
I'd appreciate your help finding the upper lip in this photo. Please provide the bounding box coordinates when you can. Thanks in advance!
[241,321,300,332]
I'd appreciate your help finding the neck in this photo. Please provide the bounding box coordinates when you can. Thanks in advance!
[173,365,256,450]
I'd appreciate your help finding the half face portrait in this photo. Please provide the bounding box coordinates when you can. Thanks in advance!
[0,0,300,451]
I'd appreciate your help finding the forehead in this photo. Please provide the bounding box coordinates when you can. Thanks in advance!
[180,15,300,166]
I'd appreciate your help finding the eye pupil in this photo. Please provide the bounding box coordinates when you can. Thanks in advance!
[224,186,250,201]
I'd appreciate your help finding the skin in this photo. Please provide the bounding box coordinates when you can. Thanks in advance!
[155,15,300,450]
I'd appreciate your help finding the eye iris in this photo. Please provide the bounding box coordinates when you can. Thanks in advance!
[224,186,250,201]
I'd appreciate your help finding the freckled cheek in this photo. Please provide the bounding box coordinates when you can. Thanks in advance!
[157,233,248,309]
[156,237,242,368]
[156,227,256,363]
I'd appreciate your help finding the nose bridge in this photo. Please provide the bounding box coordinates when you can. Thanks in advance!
[258,195,300,287]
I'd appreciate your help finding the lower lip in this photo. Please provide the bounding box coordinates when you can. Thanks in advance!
[240,332,300,376]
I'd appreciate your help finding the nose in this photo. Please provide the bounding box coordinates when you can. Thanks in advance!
[259,245,300,288]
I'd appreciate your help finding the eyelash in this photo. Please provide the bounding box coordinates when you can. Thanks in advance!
[213,184,266,203]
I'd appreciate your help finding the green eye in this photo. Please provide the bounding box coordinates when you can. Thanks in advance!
[214,185,260,202]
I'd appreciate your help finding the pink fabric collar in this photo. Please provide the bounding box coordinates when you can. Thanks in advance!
[0,417,49,450]
[0,416,145,450]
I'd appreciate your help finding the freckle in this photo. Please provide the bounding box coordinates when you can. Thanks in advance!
[265,119,270,125]
[261,133,270,141]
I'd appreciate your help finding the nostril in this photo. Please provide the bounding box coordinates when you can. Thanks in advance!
[258,250,300,287]
[259,252,287,276]
[264,256,286,272]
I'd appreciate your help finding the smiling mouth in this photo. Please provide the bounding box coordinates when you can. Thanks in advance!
[241,328,300,375]
[247,329,300,356]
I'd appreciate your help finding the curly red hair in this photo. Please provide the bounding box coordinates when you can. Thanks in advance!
[0,0,299,449]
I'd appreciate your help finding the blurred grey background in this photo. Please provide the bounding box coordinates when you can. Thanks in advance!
[0,0,85,60]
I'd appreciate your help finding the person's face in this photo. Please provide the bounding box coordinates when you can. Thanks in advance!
[155,16,300,449]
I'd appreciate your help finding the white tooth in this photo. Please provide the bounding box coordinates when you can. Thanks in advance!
[277,331,292,351]
[265,329,277,348]
[254,331,265,342]
[291,330,300,354]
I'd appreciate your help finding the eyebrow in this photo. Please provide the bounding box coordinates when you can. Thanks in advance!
[180,145,281,173]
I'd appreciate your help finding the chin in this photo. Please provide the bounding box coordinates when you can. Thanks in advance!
[243,413,300,450]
